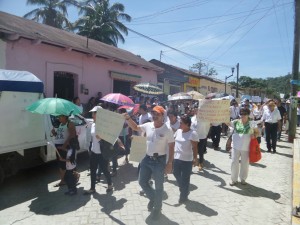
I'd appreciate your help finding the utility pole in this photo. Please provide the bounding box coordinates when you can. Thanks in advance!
[199,60,202,75]
[225,67,235,94]
[236,63,240,98]
[289,0,300,142]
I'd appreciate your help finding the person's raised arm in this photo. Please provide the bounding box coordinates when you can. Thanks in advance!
[123,113,142,132]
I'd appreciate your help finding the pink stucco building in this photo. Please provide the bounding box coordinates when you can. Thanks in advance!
[0,11,163,103]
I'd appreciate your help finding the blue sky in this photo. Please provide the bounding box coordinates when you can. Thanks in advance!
[0,0,295,82]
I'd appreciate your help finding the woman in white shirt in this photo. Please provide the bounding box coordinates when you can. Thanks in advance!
[84,106,113,194]
[173,115,199,204]
[229,108,258,186]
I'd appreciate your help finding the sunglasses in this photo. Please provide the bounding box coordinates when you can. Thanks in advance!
[240,113,248,116]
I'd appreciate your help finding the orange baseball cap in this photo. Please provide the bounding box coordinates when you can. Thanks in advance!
[152,106,165,115]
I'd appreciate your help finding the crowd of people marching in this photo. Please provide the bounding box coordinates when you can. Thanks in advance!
[51,91,299,220]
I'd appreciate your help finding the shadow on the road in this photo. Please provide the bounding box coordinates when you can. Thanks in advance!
[197,170,226,187]
[110,163,139,191]
[92,192,127,225]
[276,144,291,149]
[184,199,218,217]
[145,213,179,225]
[221,184,281,200]
[262,150,293,158]
[29,187,90,215]
[275,151,293,158]
[250,162,267,168]
[203,161,230,175]
[166,179,198,192]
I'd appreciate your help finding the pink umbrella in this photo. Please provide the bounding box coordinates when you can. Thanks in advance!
[118,104,140,115]
[101,93,134,107]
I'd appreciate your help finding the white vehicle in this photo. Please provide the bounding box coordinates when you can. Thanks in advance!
[0,69,91,184]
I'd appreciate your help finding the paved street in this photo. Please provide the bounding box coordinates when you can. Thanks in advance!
[0,130,297,225]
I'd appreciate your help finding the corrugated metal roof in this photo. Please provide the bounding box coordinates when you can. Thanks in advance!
[0,11,163,72]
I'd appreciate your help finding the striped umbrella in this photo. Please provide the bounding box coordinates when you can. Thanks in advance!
[169,92,192,101]
[133,83,163,95]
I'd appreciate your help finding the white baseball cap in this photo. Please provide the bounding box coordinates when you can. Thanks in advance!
[89,105,102,112]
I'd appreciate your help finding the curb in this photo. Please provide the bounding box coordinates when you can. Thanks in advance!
[292,128,300,225]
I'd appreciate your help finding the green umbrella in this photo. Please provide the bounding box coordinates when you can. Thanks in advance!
[26,97,82,116]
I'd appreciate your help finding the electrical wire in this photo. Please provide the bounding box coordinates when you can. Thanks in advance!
[212,0,283,61]
[206,0,264,59]
[125,2,292,26]
[175,0,246,50]
[132,0,210,22]
[271,0,290,68]
[126,27,234,69]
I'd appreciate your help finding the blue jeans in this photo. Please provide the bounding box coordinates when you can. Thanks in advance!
[139,155,166,210]
[173,159,193,200]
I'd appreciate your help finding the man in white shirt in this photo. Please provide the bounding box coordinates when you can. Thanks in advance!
[166,110,180,132]
[138,104,152,125]
[262,101,282,153]
[191,107,210,170]
[124,106,175,220]
[229,100,240,121]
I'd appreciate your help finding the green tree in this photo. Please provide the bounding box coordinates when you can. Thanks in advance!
[189,61,206,75]
[74,0,131,46]
[207,67,218,76]
[24,0,76,30]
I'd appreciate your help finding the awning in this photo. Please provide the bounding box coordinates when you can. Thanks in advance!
[110,71,141,82]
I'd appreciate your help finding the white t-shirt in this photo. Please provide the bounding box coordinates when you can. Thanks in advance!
[90,123,101,154]
[174,129,199,161]
[191,115,210,139]
[166,119,180,132]
[297,107,300,116]
[54,122,69,145]
[231,120,256,151]
[139,122,174,156]
[139,113,153,125]
[66,149,76,170]
[262,108,282,123]
[230,106,240,119]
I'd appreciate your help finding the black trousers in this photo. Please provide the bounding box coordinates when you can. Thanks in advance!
[90,152,112,190]
[198,138,207,164]
[265,122,278,151]
[211,126,222,148]
[64,169,76,191]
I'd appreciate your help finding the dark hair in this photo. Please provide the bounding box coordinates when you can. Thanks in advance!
[180,115,191,127]
[167,110,177,117]
[119,108,127,113]
[240,108,250,115]
[73,96,79,103]
[139,104,147,111]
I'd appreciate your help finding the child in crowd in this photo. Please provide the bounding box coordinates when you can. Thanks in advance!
[60,138,77,196]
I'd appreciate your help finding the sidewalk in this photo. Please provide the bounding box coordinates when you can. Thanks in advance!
[0,129,297,225]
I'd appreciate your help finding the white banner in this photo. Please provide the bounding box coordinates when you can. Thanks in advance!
[95,108,124,145]
[197,99,230,123]
[129,135,147,163]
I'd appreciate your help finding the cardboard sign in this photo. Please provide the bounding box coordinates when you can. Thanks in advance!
[251,96,261,103]
[129,135,147,163]
[95,108,125,145]
[197,99,230,123]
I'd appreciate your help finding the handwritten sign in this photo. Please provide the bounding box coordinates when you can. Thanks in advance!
[95,108,125,145]
[197,99,230,123]
[129,135,147,163]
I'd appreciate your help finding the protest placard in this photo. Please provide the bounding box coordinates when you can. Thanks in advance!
[129,135,147,163]
[197,99,230,123]
[95,108,124,145]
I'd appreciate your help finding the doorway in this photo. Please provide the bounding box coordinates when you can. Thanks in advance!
[113,80,131,96]
[53,72,74,100]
